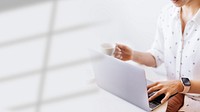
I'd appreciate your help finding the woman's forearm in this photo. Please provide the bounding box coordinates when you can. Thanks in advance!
[132,51,157,67]
[189,80,200,94]
[176,80,200,94]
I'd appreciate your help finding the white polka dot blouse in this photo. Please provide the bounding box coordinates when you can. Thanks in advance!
[149,4,200,100]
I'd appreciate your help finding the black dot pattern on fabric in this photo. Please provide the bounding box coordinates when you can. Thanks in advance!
[148,6,200,104]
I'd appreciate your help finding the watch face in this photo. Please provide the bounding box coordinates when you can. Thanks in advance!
[181,78,191,86]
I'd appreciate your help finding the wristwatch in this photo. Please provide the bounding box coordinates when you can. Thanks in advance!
[180,77,191,94]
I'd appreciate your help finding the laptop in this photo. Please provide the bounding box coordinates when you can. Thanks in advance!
[89,50,165,112]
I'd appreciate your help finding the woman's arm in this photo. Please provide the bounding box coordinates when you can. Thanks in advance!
[114,44,157,67]
[189,80,200,93]
[131,50,157,67]
[147,79,200,104]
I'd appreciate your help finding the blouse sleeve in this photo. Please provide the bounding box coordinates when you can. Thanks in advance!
[148,11,165,67]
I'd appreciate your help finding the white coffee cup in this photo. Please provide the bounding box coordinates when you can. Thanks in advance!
[101,43,115,56]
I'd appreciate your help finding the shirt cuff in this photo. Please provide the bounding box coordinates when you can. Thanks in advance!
[147,49,164,67]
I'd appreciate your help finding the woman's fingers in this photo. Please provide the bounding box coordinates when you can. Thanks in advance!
[114,46,121,58]
[116,44,127,51]
[114,54,122,59]
[114,51,122,56]
[148,84,162,94]
[161,93,171,104]
[149,90,170,104]
[148,90,164,101]
[147,82,159,90]
[115,46,121,52]
[114,51,122,59]
[114,44,133,61]
[114,44,128,60]
[148,81,181,104]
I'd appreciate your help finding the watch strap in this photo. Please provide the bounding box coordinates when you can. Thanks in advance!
[180,79,190,94]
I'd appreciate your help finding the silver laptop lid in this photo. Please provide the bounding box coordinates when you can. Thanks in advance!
[90,50,151,112]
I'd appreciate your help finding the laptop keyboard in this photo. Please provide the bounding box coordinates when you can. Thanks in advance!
[149,101,160,109]
[148,92,165,109]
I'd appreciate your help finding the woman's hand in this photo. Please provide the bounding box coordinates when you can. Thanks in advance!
[113,43,157,67]
[113,44,134,61]
[147,80,184,104]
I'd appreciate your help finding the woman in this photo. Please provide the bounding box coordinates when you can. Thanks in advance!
[114,0,200,111]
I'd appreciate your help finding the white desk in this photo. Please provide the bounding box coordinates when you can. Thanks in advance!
[0,63,168,112]
[57,83,167,112]
[64,84,146,112]
[62,62,168,112]
[0,85,167,112]
[73,64,168,112]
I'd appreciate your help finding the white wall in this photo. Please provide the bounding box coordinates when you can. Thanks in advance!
[86,0,169,50]
[0,0,169,112]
